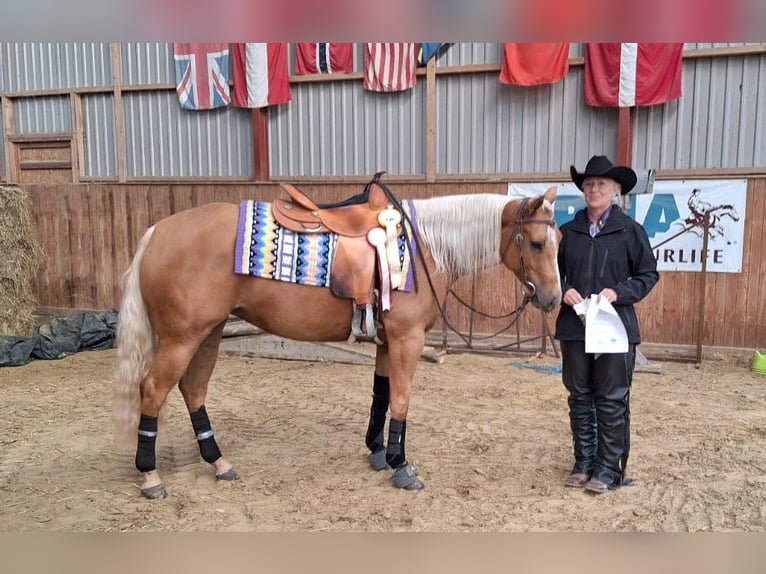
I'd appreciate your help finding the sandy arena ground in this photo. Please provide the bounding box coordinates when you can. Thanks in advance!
[1,345,764,532]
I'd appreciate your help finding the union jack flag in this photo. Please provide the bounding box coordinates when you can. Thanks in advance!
[173,43,231,110]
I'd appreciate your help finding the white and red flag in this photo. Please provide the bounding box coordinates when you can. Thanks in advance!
[585,43,683,107]
[295,43,353,75]
[363,43,417,92]
[232,43,292,108]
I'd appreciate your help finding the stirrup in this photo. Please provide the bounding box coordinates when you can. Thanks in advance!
[349,303,379,343]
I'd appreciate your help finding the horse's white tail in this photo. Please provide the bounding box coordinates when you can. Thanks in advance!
[113,226,157,448]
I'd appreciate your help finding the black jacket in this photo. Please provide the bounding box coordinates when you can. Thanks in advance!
[555,205,659,344]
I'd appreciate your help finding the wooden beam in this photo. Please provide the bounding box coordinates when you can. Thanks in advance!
[617,106,633,166]
[20,160,73,170]
[425,55,437,182]
[111,43,127,183]
[9,133,71,144]
[253,107,270,181]
[70,92,85,182]
[2,97,17,183]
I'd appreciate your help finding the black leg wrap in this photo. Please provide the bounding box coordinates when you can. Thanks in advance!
[365,373,390,452]
[386,418,407,469]
[135,414,158,472]
[190,406,222,464]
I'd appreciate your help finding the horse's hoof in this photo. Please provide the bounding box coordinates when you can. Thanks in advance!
[403,478,425,491]
[368,448,389,470]
[216,467,240,481]
[392,462,423,490]
[141,483,168,499]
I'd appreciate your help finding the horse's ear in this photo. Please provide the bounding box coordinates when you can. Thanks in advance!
[543,186,558,204]
[526,186,558,215]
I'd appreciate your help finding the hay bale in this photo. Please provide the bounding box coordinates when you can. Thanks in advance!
[0,186,43,337]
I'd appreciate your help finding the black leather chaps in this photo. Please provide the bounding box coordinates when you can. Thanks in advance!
[560,341,636,487]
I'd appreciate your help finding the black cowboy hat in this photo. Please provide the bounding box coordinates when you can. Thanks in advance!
[569,155,637,195]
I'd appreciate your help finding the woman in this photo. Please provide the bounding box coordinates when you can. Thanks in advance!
[556,155,659,494]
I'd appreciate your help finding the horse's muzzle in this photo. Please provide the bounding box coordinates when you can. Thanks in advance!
[536,295,562,313]
[525,283,562,313]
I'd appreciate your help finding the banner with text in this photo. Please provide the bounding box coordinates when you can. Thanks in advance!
[508,179,747,273]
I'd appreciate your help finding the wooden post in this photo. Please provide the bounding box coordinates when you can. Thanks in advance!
[2,97,17,183]
[70,92,85,182]
[425,56,437,182]
[468,272,476,347]
[111,43,127,182]
[253,107,270,181]
[440,282,450,351]
[696,212,711,364]
[617,106,633,166]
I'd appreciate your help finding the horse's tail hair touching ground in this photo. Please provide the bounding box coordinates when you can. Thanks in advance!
[113,226,158,448]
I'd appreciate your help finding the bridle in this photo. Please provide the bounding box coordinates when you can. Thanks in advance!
[501,197,557,301]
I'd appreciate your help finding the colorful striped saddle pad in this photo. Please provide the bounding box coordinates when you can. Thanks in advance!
[234,200,416,292]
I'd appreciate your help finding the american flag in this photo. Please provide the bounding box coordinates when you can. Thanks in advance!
[364,43,417,92]
[173,43,231,110]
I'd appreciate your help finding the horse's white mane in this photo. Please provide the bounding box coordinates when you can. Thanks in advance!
[411,194,521,277]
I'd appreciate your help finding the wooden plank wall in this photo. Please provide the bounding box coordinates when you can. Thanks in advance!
[21,180,766,349]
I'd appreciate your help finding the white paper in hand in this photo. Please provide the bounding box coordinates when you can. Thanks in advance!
[584,294,629,354]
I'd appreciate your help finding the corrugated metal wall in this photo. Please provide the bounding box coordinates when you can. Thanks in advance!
[83,93,117,178]
[15,96,72,133]
[435,66,619,175]
[0,42,112,91]
[270,81,425,177]
[438,43,502,66]
[120,42,174,86]
[122,90,253,178]
[1,42,765,181]
[634,51,766,170]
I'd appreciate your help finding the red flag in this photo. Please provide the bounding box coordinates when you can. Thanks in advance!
[499,43,569,86]
[296,43,353,75]
[173,43,230,110]
[364,43,417,92]
[585,43,683,107]
[232,43,291,108]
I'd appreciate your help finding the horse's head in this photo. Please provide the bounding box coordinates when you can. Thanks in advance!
[500,187,562,312]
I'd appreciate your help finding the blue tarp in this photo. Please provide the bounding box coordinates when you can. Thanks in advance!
[511,360,563,375]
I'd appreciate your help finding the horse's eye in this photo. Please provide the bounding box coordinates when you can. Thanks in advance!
[530,241,544,251]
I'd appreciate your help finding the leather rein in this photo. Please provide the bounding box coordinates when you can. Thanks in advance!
[369,177,556,345]
[444,197,557,343]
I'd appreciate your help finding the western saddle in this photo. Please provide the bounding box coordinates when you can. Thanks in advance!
[271,178,405,342]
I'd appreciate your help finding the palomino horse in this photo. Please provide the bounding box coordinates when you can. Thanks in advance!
[113,180,561,498]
